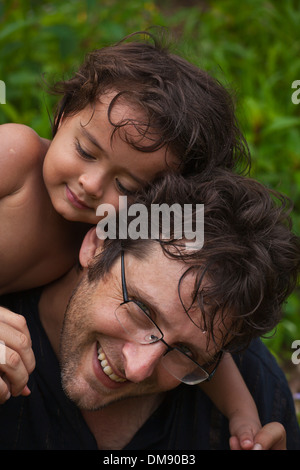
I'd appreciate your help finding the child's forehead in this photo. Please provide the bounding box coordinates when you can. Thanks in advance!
[70,93,179,168]
[87,89,146,118]
[68,91,148,138]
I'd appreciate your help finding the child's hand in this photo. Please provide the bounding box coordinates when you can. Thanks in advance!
[0,306,35,403]
[227,400,262,450]
[230,422,286,450]
[229,413,261,450]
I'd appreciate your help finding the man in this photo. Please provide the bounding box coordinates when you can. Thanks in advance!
[0,171,299,450]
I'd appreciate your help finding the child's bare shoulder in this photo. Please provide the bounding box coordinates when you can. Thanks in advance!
[0,123,50,196]
[0,123,49,165]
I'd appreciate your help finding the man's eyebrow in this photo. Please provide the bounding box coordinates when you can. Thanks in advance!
[80,127,147,187]
[126,281,215,365]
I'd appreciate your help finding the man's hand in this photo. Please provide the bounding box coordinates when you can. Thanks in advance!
[230,422,287,450]
[0,306,35,403]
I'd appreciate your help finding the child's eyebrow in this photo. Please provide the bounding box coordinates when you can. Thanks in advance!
[80,127,108,155]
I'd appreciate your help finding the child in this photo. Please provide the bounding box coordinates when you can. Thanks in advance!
[0,32,291,449]
[0,33,249,294]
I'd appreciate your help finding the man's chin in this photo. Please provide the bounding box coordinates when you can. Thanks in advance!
[61,371,128,411]
[61,371,163,412]
[61,375,104,410]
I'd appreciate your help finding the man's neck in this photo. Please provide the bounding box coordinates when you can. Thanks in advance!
[81,393,164,450]
[38,266,82,356]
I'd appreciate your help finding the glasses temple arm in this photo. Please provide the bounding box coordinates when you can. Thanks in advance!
[121,250,129,302]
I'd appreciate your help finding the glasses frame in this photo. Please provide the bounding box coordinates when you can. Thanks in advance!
[118,250,222,384]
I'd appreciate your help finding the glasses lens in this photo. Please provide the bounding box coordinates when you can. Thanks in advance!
[161,349,209,385]
[115,301,162,344]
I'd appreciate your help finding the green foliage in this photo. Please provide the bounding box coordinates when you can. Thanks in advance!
[0,0,299,363]
[0,0,165,134]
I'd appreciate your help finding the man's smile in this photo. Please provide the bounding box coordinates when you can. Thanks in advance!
[97,345,126,383]
[91,342,128,391]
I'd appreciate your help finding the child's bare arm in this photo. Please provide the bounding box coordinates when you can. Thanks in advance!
[0,123,47,198]
[200,352,261,449]
[0,124,57,294]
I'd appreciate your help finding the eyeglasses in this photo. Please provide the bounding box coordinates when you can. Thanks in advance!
[114,250,222,385]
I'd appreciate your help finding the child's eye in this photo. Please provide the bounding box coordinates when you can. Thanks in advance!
[75,140,96,161]
[115,178,137,197]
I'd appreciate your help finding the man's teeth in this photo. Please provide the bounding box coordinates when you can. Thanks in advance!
[97,347,126,383]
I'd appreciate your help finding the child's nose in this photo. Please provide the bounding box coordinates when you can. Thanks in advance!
[78,171,106,199]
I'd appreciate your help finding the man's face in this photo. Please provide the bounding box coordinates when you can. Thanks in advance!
[60,245,222,411]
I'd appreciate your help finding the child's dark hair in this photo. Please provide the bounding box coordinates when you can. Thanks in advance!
[51,31,250,179]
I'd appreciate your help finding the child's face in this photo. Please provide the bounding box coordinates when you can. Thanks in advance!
[43,92,178,224]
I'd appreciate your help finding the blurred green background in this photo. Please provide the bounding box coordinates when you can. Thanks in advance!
[0,0,299,395]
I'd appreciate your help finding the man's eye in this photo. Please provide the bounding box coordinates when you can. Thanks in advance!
[177,344,194,358]
[135,300,152,317]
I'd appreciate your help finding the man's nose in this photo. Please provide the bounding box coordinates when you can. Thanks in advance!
[122,341,166,383]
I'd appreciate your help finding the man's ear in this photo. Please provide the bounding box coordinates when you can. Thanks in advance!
[79,227,104,268]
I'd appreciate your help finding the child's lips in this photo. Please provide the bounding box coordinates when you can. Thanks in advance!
[66,185,91,209]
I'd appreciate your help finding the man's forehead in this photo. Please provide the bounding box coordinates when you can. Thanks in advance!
[126,244,190,285]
